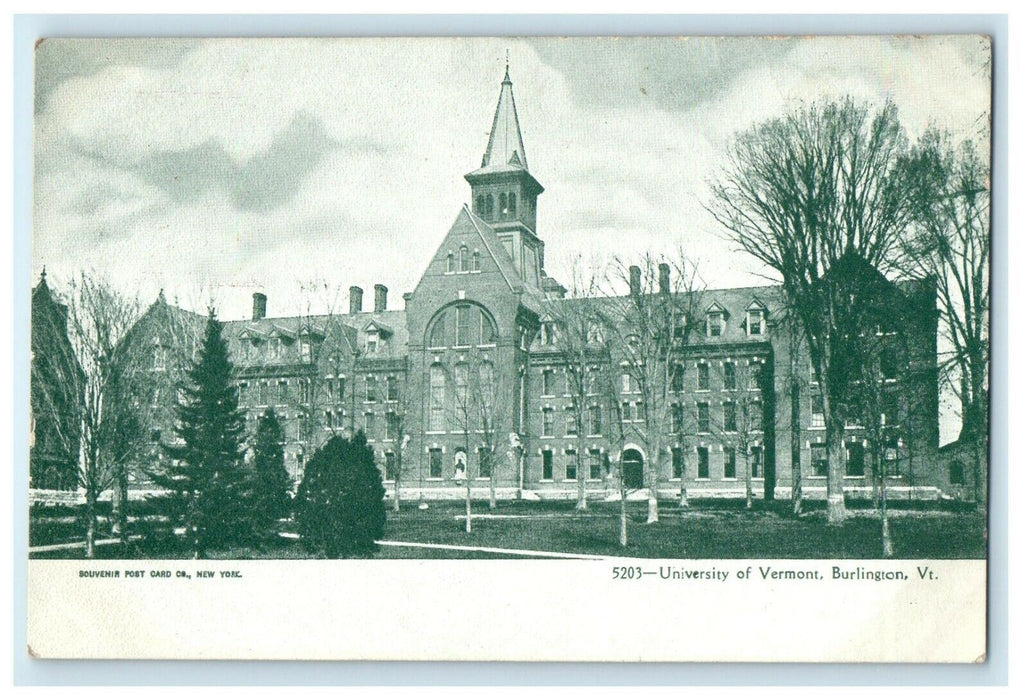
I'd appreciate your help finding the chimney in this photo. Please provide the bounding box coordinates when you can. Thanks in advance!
[252,292,267,321]
[374,284,388,312]
[349,286,363,314]
[629,265,641,296]
[658,263,670,294]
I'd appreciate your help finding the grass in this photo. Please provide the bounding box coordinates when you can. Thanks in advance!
[30,499,987,560]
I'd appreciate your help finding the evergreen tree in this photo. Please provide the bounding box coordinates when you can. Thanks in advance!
[251,408,293,539]
[295,431,386,558]
[150,310,250,557]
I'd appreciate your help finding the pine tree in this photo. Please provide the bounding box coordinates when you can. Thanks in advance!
[150,310,250,557]
[295,431,386,558]
[251,408,293,540]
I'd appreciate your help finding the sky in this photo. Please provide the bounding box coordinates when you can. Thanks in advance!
[34,35,990,319]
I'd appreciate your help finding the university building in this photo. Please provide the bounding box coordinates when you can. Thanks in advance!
[112,67,953,501]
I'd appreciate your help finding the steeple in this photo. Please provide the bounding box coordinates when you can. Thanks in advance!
[480,63,528,172]
[465,65,544,234]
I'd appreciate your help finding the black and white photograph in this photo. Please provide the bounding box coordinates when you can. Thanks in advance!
[25,33,993,662]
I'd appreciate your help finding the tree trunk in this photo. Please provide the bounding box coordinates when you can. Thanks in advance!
[111,472,128,541]
[743,448,753,510]
[619,457,629,547]
[576,453,587,511]
[791,378,803,516]
[880,463,894,558]
[84,490,97,559]
[489,468,497,510]
[393,474,401,513]
[646,437,660,524]
[825,416,847,525]
[465,474,473,533]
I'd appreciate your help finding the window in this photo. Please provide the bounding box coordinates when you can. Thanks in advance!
[589,449,603,480]
[697,363,710,391]
[540,322,555,345]
[564,449,577,481]
[542,449,554,480]
[472,251,480,272]
[881,346,899,380]
[278,379,288,404]
[672,447,684,479]
[884,438,901,477]
[565,408,577,436]
[385,452,399,481]
[747,308,764,336]
[455,305,471,346]
[429,315,448,348]
[508,192,517,216]
[542,369,556,396]
[589,405,603,435]
[387,375,399,402]
[725,450,737,479]
[298,379,310,404]
[671,364,684,392]
[811,395,825,428]
[454,363,469,411]
[477,447,491,478]
[697,446,710,479]
[883,393,899,427]
[846,442,865,477]
[259,382,270,405]
[621,373,637,394]
[475,195,484,216]
[429,448,443,478]
[459,246,469,272]
[447,253,455,273]
[949,460,965,485]
[671,404,684,434]
[386,411,400,441]
[336,376,346,403]
[697,402,710,433]
[724,362,737,390]
[750,445,764,478]
[499,192,507,217]
[748,362,762,390]
[324,410,333,429]
[811,443,828,477]
[707,312,725,337]
[542,408,555,437]
[365,375,376,402]
[484,194,493,218]
[723,401,737,432]
[587,323,604,344]
[429,365,446,431]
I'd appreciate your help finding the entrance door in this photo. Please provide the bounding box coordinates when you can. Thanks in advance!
[622,449,645,490]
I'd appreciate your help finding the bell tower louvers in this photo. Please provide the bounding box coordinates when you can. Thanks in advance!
[465,66,546,288]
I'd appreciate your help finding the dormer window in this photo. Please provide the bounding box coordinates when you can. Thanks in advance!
[707,312,725,337]
[540,321,556,346]
[746,303,766,336]
[366,332,378,355]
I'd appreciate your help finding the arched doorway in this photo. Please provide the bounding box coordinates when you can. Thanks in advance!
[622,449,645,490]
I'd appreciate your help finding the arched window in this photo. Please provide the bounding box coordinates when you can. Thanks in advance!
[475,195,484,215]
[472,251,480,272]
[508,192,517,216]
[454,362,469,412]
[446,252,454,273]
[479,309,497,344]
[499,192,508,218]
[460,245,469,272]
[429,364,446,432]
[429,315,448,348]
[485,194,493,219]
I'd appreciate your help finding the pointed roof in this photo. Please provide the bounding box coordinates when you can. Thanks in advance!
[467,67,530,178]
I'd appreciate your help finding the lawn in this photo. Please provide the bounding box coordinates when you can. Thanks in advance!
[30,499,986,560]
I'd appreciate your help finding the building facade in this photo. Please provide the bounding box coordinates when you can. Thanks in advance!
[122,67,951,502]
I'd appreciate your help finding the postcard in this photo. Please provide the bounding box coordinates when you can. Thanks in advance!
[27,35,990,662]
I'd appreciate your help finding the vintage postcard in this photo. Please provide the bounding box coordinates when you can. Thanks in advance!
[27,35,990,662]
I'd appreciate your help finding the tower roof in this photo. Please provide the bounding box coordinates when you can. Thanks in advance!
[469,66,529,177]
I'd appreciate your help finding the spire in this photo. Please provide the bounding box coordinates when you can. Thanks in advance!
[480,65,528,172]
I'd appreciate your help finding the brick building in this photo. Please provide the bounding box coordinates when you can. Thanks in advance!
[125,67,949,502]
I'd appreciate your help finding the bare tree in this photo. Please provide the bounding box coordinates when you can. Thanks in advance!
[601,251,703,523]
[706,358,767,509]
[59,272,147,557]
[708,97,916,524]
[900,131,990,508]
[539,257,608,510]
[594,346,630,547]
